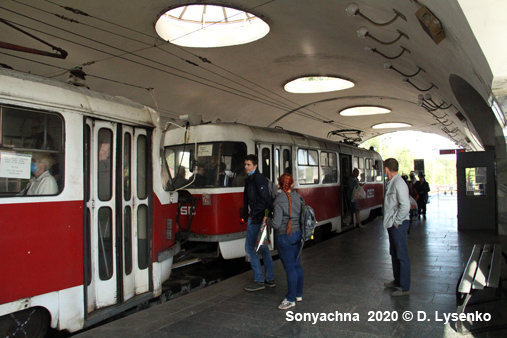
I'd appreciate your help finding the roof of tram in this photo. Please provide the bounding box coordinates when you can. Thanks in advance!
[1,0,505,151]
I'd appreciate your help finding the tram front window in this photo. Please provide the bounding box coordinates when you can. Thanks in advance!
[163,141,247,190]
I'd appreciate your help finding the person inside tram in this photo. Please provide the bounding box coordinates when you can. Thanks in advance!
[218,162,229,187]
[20,153,58,195]
[188,163,206,187]
[205,155,219,186]
[173,166,188,189]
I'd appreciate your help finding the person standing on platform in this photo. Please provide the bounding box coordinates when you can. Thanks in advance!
[382,158,411,297]
[264,173,303,310]
[243,154,275,291]
[414,172,430,219]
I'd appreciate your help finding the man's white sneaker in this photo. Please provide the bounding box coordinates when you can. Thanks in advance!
[278,298,296,310]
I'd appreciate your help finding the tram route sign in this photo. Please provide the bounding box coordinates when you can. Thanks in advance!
[440,149,466,155]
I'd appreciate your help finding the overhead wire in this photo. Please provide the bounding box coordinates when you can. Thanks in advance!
[42,0,343,126]
[0,14,295,113]
[4,0,354,130]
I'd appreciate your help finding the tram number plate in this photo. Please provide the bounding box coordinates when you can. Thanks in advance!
[367,189,375,199]
[180,206,196,215]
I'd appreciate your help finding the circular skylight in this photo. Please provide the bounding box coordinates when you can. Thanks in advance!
[372,122,411,129]
[284,77,355,94]
[155,4,270,48]
[340,106,391,116]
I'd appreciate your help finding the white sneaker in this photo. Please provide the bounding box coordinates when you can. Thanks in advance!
[296,296,303,302]
[278,298,296,310]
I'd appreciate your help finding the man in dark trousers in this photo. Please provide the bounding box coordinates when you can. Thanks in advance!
[414,172,430,219]
[382,158,411,297]
[243,154,275,291]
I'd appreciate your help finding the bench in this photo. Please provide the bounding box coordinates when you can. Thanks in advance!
[456,244,507,333]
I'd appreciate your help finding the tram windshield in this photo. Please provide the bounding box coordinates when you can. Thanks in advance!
[163,141,247,190]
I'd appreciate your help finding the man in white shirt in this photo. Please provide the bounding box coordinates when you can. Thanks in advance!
[382,158,411,296]
[22,153,59,195]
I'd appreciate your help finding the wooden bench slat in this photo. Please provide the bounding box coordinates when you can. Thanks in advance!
[458,244,483,294]
[487,244,502,288]
[473,244,493,290]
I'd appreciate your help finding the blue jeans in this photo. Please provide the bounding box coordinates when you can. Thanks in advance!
[277,231,304,302]
[245,219,274,283]
[388,220,411,291]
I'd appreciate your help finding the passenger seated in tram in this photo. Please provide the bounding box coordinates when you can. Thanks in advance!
[188,164,206,187]
[20,153,58,195]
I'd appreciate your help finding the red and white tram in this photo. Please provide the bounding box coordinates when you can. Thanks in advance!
[0,69,179,336]
[162,123,384,261]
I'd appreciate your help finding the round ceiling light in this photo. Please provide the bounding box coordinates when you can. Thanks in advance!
[340,106,391,116]
[284,76,355,94]
[372,122,411,129]
[155,4,270,48]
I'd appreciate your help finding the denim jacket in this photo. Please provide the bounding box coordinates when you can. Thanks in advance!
[383,173,410,229]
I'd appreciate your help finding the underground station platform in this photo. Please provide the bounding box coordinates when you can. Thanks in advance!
[75,194,507,338]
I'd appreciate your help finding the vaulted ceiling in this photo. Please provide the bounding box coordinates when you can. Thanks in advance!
[1,0,503,150]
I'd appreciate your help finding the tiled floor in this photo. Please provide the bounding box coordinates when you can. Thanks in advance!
[75,194,507,337]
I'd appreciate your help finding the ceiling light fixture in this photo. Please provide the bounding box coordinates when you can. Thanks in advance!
[365,46,410,60]
[284,76,354,94]
[372,122,411,129]
[339,106,391,116]
[357,27,409,45]
[384,62,424,78]
[346,3,406,26]
[155,4,270,48]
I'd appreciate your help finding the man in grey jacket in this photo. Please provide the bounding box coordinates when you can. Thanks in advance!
[382,158,411,296]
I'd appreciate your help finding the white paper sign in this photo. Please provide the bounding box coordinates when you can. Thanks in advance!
[197,144,213,157]
[0,152,32,179]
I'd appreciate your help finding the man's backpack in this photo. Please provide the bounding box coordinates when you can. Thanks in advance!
[299,196,317,241]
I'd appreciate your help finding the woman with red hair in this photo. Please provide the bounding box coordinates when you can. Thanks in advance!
[264,173,304,310]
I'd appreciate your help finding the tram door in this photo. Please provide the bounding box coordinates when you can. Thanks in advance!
[85,118,151,314]
[340,154,352,224]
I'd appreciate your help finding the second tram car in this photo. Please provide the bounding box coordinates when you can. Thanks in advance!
[162,123,384,261]
[0,69,180,336]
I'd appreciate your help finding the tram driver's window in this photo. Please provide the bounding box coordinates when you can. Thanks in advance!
[0,105,64,196]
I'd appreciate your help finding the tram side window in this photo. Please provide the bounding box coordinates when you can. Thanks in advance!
[365,158,374,182]
[261,147,271,180]
[374,160,383,181]
[274,148,280,181]
[297,148,319,185]
[321,151,338,183]
[357,157,365,183]
[163,142,247,190]
[0,106,64,196]
[283,149,292,175]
